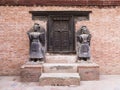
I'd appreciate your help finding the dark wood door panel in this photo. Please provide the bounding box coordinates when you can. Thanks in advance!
[47,15,75,53]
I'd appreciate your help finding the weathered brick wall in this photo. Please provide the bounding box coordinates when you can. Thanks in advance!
[0,0,120,6]
[0,6,120,75]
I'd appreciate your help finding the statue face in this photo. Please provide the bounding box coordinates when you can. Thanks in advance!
[34,23,40,31]
[81,26,88,34]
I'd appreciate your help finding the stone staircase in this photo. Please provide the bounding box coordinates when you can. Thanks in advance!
[21,54,99,86]
[39,54,81,86]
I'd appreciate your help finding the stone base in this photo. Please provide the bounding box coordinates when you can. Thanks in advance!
[39,73,80,86]
[77,62,99,81]
[43,63,77,73]
[20,61,43,82]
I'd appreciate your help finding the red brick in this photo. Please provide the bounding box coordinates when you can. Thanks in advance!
[0,0,18,5]
[0,0,120,6]
[88,0,103,6]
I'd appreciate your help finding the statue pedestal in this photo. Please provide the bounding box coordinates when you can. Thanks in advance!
[77,62,99,81]
[20,61,43,82]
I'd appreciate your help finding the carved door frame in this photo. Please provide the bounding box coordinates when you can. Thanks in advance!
[47,15,75,53]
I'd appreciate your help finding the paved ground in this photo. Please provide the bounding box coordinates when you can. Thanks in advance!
[0,75,120,90]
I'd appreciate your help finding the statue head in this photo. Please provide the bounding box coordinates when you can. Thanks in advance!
[80,26,90,34]
[33,23,40,32]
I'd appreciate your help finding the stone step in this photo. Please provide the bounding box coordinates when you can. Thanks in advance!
[45,54,77,63]
[39,73,80,86]
[43,63,78,73]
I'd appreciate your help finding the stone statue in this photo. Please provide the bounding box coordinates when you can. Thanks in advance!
[27,23,45,62]
[77,26,91,61]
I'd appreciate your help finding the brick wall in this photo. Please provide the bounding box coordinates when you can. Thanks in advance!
[0,0,120,6]
[0,6,120,75]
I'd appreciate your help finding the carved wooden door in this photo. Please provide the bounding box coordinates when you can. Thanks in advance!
[47,16,75,53]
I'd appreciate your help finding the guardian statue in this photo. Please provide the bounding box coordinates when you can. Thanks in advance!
[27,23,45,62]
[77,26,91,61]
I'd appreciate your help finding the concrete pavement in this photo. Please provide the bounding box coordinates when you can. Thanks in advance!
[0,75,120,90]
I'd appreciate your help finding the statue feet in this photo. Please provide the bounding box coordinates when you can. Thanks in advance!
[77,57,92,63]
[29,58,44,64]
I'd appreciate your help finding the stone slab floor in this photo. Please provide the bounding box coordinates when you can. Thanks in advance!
[0,75,120,90]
